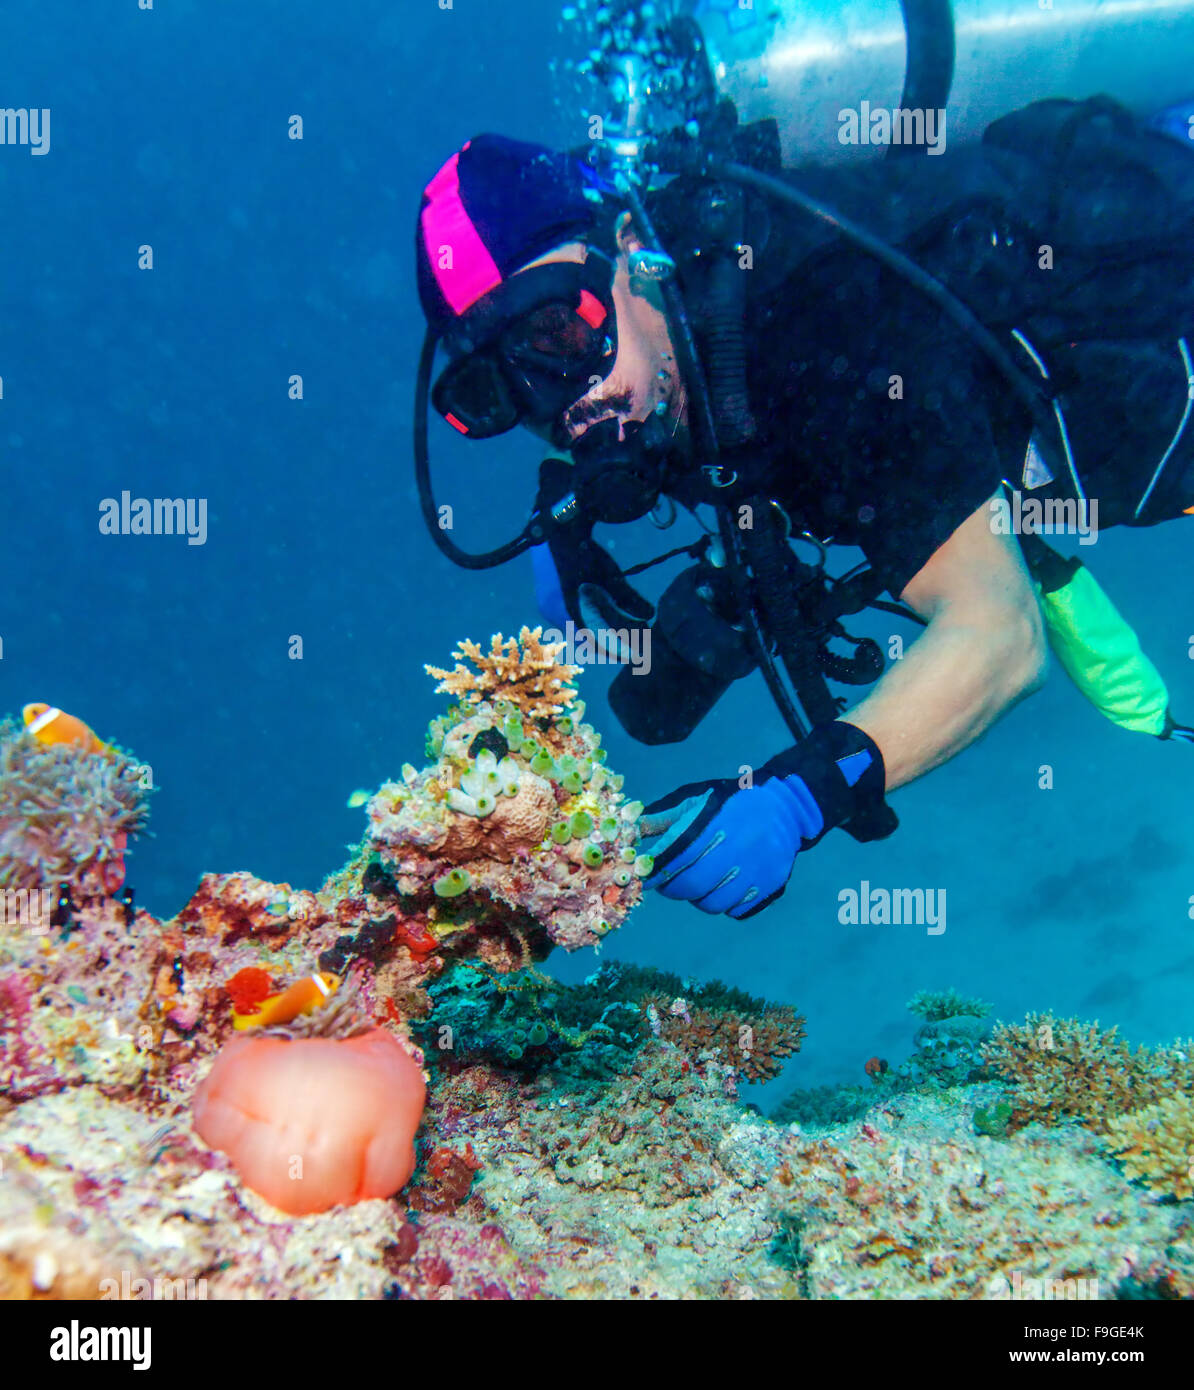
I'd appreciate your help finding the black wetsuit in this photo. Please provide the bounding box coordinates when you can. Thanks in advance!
[745,250,1194,596]
[722,119,1194,598]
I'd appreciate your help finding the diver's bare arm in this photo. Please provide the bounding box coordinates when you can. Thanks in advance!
[843,491,1047,792]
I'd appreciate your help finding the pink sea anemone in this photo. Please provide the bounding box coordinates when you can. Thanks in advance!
[192,1027,426,1216]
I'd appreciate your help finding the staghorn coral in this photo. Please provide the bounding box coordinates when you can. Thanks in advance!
[0,716,151,897]
[654,1002,804,1084]
[982,1013,1194,1133]
[1106,1093,1194,1202]
[426,627,580,730]
[631,977,806,1084]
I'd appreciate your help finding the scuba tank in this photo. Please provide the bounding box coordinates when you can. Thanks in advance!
[577,0,1194,166]
[695,0,1194,166]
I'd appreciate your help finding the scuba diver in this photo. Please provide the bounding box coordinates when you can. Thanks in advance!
[411,92,1194,922]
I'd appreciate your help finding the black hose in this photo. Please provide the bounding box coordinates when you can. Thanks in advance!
[739,498,842,727]
[414,331,539,570]
[701,254,756,449]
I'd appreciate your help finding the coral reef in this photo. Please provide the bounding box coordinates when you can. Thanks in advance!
[3,665,1193,1300]
[3,865,1194,1299]
[0,716,151,897]
[982,1013,1194,1133]
[764,1087,1190,1299]
[1106,1094,1194,1202]
[413,960,641,1077]
[610,964,806,1084]
[412,960,803,1086]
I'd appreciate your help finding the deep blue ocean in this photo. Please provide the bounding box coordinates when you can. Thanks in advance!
[4,0,1191,1094]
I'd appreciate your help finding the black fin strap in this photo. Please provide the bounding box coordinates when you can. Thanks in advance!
[1161,711,1194,744]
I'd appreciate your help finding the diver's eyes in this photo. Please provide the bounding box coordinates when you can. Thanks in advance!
[507,301,605,363]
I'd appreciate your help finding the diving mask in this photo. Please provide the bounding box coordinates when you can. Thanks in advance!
[432,250,619,439]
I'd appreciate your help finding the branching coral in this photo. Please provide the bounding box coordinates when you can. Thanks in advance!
[907,987,992,1023]
[606,965,806,1084]
[982,1013,1194,1133]
[426,627,580,728]
[639,995,805,1084]
[411,960,806,1086]
[0,716,151,895]
[1105,1093,1194,1201]
[414,960,643,1078]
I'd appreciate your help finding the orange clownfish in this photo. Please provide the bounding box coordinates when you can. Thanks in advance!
[22,704,110,756]
[232,972,341,1031]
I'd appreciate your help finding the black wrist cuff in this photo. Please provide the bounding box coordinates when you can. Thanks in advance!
[760,721,897,844]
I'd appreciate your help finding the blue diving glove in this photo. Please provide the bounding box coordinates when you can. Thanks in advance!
[640,722,894,919]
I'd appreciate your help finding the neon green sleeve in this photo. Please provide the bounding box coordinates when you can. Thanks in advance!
[1038,563,1170,736]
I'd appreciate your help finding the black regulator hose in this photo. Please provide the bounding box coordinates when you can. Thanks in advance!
[702,249,756,449]
[621,171,834,743]
[694,182,757,449]
[738,499,844,727]
[415,330,539,570]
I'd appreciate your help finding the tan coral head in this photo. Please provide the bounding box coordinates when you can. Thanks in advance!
[425,627,580,723]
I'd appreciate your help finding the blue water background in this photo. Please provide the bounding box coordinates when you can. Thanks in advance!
[2,0,1190,1092]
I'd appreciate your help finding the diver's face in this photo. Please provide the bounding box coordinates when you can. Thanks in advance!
[519,225,686,449]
